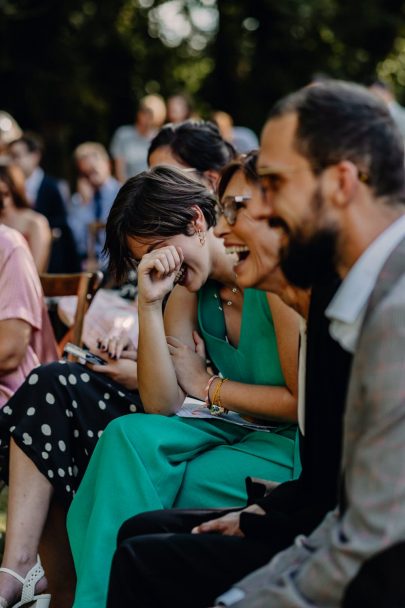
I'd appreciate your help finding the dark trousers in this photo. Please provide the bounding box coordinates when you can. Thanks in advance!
[106,509,274,608]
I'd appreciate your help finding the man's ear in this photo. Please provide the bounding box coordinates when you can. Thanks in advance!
[325,161,360,209]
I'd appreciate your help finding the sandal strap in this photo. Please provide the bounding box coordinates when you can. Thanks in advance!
[21,557,44,604]
[0,568,24,585]
[0,556,44,604]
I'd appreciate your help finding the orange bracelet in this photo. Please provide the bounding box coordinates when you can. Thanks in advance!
[209,378,229,416]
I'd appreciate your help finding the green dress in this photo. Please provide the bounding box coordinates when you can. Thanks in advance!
[67,282,300,608]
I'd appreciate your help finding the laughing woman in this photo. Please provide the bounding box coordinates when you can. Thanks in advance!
[67,165,301,608]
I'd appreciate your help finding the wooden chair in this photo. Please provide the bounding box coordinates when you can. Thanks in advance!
[40,271,103,354]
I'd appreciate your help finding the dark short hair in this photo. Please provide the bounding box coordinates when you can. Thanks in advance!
[269,81,405,199]
[0,164,30,210]
[217,151,259,201]
[104,165,217,282]
[9,131,44,155]
[147,120,236,172]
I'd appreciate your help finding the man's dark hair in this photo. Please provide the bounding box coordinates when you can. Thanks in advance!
[217,151,259,201]
[269,81,405,199]
[9,132,44,155]
[104,165,217,282]
[147,120,236,172]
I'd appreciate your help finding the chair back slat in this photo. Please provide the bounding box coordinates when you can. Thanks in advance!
[40,271,103,351]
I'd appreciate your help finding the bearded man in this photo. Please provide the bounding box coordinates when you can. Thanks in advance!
[216,80,405,608]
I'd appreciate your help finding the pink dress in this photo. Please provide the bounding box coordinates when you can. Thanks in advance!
[0,225,57,406]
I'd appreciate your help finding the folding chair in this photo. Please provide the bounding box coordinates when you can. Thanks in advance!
[40,271,103,354]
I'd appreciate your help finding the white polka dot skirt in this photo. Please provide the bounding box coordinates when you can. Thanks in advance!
[0,361,143,508]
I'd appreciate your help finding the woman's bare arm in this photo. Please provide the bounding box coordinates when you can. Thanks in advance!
[170,292,300,423]
[0,319,32,374]
[136,246,197,414]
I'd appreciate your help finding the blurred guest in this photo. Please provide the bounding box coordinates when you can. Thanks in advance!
[68,142,120,265]
[0,218,57,406]
[110,94,166,181]
[166,93,193,124]
[0,164,51,272]
[148,119,235,191]
[213,110,259,153]
[9,133,80,272]
[0,111,22,158]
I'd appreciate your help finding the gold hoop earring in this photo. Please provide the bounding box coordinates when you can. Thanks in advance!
[197,229,206,246]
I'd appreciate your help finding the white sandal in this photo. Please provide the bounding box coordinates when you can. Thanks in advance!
[0,555,51,607]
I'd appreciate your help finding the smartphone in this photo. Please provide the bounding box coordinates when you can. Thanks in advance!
[63,343,107,366]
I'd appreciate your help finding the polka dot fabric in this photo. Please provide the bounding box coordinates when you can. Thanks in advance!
[0,361,143,508]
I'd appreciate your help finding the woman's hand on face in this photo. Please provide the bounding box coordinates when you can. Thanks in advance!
[166,332,210,400]
[90,358,138,391]
[138,245,184,305]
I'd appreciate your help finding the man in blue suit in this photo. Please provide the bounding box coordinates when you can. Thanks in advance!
[9,133,80,272]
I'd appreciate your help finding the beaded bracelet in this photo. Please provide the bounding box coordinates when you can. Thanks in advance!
[209,377,229,416]
[204,375,220,406]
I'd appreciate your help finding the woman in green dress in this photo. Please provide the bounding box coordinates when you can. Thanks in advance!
[67,164,301,608]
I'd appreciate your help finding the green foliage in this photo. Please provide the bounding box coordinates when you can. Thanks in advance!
[0,0,404,173]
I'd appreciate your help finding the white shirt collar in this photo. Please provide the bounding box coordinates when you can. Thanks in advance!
[326,214,405,353]
[25,167,44,204]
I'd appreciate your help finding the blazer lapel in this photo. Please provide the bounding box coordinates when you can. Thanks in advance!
[362,235,405,325]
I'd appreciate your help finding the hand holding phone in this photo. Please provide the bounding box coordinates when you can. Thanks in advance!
[63,343,107,366]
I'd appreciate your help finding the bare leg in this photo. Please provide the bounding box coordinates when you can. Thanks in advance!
[0,439,52,605]
[40,501,76,608]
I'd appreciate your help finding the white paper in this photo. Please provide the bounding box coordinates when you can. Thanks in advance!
[176,397,277,432]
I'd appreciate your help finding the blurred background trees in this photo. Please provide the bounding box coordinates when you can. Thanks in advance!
[1,0,405,174]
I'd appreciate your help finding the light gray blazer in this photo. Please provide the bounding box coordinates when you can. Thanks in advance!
[229,237,405,607]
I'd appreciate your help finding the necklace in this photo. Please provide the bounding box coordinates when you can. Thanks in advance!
[214,286,239,310]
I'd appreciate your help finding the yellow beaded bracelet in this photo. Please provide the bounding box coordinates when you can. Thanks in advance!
[209,377,229,416]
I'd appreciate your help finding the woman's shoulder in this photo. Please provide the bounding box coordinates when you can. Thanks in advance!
[0,223,33,271]
[24,208,49,228]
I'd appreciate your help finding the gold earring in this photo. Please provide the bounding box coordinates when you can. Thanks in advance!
[197,229,206,246]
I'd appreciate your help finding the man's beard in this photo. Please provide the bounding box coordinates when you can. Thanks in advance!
[279,227,338,288]
[275,187,338,289]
